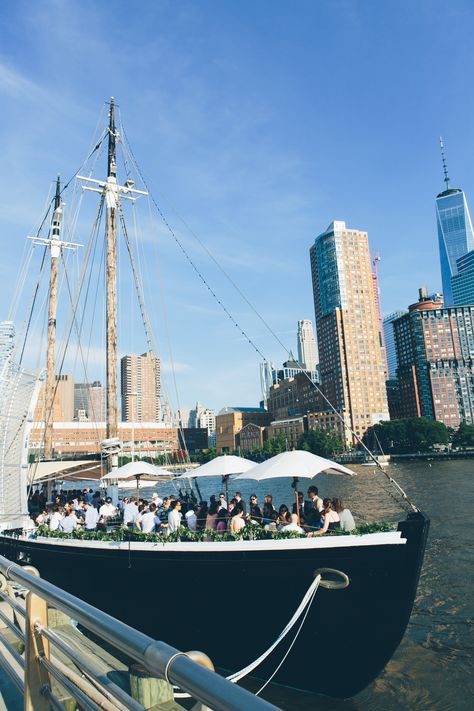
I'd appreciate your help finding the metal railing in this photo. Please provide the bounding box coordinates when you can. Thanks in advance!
[0,554,279,711]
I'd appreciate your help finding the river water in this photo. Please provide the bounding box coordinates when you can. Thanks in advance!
[60,459,473,710]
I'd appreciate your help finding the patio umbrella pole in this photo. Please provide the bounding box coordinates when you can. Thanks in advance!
[136,475,140,498]
[293,477,300,526]
[225,475,229,509]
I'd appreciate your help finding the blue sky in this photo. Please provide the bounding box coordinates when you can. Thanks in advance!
[1,0,474,413]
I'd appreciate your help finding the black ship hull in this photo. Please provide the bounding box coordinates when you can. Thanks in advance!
[0,512,429,698]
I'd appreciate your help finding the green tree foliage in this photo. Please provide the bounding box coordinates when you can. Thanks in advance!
[363,417,449,453]
[452,422,474,448]
[297,429,343,458]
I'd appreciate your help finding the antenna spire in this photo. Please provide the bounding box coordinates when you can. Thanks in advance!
[107,97,116,179]
[440,136,450,191]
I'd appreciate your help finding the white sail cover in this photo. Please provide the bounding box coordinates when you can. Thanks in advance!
[0,359,42,529]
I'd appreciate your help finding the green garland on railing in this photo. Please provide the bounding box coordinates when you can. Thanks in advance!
[32,520,395,542]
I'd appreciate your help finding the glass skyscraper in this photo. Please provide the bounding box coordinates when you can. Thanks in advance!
[436,179,474,306]
[383,311,406,380]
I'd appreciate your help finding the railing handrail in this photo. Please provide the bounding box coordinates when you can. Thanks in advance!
[0,554,279,711]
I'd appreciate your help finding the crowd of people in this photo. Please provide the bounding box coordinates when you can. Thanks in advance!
[29,485,356,536]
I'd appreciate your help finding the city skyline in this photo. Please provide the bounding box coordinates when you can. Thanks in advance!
[1,1,474,411]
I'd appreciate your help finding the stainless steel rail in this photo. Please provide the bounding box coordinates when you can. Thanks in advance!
[0,554,279,711]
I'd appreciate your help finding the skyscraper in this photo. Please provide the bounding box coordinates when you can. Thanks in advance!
[436,139,474,306]
[0,321,15,370]
[393,289,474,428]
[121,352,161,422]
[297,319,317,371]
[383,311,407,380]
[452,249,474,305]
[310,221,389,442]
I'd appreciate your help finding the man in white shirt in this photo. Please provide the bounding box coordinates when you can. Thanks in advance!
[136,503,160,533]
[123,499,139,527]
[60,511,79,533]
[49,507,63,531]
[99,498,117,518]
[167,500,182,534]
[83,503,99,530]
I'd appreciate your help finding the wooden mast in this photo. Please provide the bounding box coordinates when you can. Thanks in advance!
[44,177,62,461]
[105,98,119,472]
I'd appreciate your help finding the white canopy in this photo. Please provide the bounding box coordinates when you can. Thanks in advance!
[101,461,173,482]
[233,450,355,481]
[176,454,255,479]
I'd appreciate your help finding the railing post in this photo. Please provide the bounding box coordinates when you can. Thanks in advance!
[187,651,214,711]
[24,591,50,711]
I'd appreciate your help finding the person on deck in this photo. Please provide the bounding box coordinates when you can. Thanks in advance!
[307,499,340,536]
[234,492,246,515]
[333,497,356,531]
[60,508,80,533]
[49,506,63,531]
[281,513,304,534]
[185,505,199,531]
[229,507,245,533]
[249,495,263,524]
[99,498,117,519]
[292,492,306,523]
[136,503,159,533]
[307,486,324,513]
[205,500,220,530]
[83,502,99,531]
[167,500,182,534]
[262,494,275,524]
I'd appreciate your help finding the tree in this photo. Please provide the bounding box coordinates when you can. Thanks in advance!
[452,422,474,448]
[298,429,343,458]
[363,417,449,453]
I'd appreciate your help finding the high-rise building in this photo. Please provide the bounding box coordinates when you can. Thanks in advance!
[393,289,474,428]
[74,381,104,421]
[383,311,407,380]
[189,401,216,437]
[297,319,317,371]
[34,374,74,422]
[452,249,474,305]
[121,352,161,422]
[436,139,474,306]
[310,220,389,442]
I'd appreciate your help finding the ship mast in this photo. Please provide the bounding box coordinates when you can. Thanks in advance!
[29,179,80,464]
[78,98,148,475]
[105,98,119,465]
[44,178,62,460]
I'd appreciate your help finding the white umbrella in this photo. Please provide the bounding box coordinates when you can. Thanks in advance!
[176,455,255,503]
[101,461,173,496]
[234,450,355,524]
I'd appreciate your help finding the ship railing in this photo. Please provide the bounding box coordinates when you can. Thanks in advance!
[0,554,278,711]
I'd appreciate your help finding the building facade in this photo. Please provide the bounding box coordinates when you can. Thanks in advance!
[29,422,179,457]
[310,221,389,443]
[34,374,75,423]
[121,352,161,422]
[267,371,323,421]
[394,290,474,428]
[215,407,271,453]
[297,319,318,371]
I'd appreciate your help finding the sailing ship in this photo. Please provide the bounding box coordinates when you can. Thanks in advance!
[0,99,429,699]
